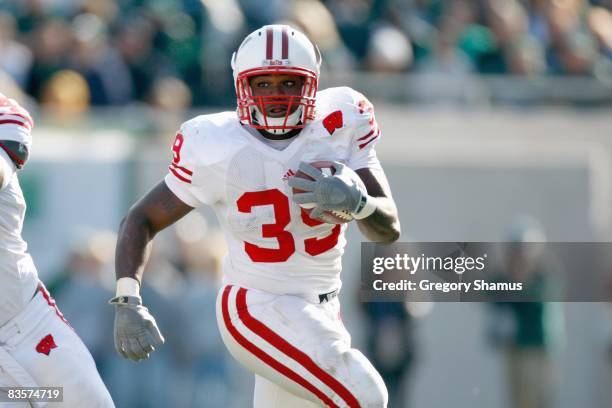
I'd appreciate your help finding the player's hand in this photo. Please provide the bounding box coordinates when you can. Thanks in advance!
[109,296,165,362]
[288,161,367,220]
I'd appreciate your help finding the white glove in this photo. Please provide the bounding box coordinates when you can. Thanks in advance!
[109,295,165,362]
[288,161,376,220]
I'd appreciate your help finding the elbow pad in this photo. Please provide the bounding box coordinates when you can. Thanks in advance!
[0,140,29,169]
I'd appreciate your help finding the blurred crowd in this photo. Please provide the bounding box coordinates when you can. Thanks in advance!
[0,0,611,111]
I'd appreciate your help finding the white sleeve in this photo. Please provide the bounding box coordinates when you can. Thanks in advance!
[163,121,225,208]
[346,95,382,171]
[165,173,202,208]
[0,96,34,148]
[0,98,33,171]
[0,148,16,190]
[0,123,32,146]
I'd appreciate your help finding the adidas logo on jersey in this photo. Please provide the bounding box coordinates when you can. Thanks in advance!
[282,169,296,181]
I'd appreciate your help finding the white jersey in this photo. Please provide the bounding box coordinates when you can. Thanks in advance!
[0,94,38,328]
[165,87,382,295]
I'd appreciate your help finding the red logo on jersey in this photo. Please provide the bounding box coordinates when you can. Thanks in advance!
[36,334,57,356]
[322,110,343,135]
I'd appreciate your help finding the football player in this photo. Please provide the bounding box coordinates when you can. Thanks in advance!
[0,94,115,407]
[111,25,400,408]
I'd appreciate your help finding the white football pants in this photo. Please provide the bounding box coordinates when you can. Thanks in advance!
[216,284,388,408]
[0,284,114,407]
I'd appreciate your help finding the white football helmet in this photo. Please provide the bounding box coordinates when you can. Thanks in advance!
[231,25,321,134]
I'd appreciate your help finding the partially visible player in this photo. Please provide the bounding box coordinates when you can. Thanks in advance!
[0,93,115,407]
[112,25,400,407]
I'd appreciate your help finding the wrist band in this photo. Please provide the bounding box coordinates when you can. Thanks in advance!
[353,195,377,220]
[116,277,141,298]
[109,295,142,306]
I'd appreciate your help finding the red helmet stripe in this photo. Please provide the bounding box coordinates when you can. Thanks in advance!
[281,26,289,59]
[266,27,274,59]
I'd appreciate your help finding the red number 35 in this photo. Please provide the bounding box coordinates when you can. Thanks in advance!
[237,189,340,262]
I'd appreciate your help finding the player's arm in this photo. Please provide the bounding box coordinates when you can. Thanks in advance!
[348,94,400,242]
[355,167,400,243]
[289,92,400,243]
[112,123,203,362]
[115,181,193,282]
[117,126,203,282]
[111,181,193,362]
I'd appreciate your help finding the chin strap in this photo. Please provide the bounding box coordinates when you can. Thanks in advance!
[252,105,303,135]
[257,127,302,140]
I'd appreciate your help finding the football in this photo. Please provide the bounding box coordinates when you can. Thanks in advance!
[291,161,355,224]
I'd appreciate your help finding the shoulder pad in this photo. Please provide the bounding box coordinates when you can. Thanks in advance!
[180,112,236,134]
[167,112,242,188]
[317,86,358,107]
[0,140,29,169]
[317,87,373,121]
[0,94,34,151]
[317,87,379,142]
[178,112,245,166]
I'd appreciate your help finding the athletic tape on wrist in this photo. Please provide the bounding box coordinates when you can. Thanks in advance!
[353,195,377,220]
[116,277,141,298]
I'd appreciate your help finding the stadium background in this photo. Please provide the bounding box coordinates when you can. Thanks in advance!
[1,0,612,407]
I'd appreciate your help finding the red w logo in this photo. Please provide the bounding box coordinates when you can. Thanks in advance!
[323,110,343,135]
[36,334,57,356]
